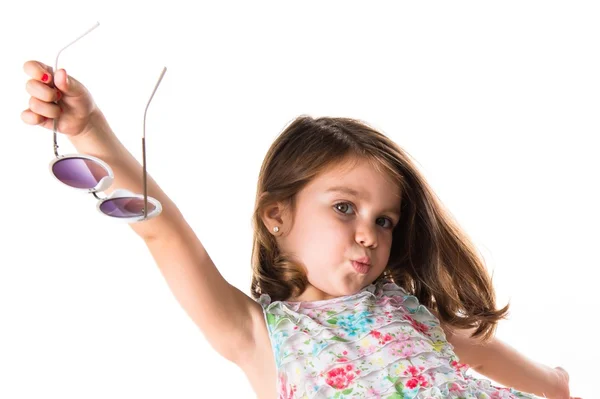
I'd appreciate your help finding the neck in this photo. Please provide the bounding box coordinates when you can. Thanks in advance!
[287,284,337,302]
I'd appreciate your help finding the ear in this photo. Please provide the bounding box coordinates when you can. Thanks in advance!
[261,201,291,236]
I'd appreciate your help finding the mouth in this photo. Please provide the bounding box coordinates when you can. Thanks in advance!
[351,260,371,274]
[353,256,371,265]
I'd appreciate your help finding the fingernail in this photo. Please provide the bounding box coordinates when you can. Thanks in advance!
[56,90,61,100]
[42,73,49,82]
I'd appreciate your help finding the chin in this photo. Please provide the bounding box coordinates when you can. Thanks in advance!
[339,280,369,295]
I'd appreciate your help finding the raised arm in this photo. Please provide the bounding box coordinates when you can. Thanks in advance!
[69,108,264,364]
[444,326,576,399]
[22,59,264,365]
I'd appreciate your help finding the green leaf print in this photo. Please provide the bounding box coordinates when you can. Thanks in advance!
[329,336,349,342]
[394,380,405,393]
[342,388,353,395]
[327,318,338,324]
[386,393,404,399]
[327,310,337,316]
[266,313,277,326]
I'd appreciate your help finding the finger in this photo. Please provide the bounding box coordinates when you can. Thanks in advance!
[21,109,50,127]
[53,69,86,97]
[25,79,62,103]
[28,96,61,119]
[23,60,54,85]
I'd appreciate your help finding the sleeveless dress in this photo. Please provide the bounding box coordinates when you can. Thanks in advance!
[258,280,539,399]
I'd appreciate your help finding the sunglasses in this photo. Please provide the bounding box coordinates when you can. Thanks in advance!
[48,22,165,223]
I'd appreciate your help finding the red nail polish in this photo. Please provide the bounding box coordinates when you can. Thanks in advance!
[42,73,49,82]
[59,107,63,113]
[56,90,61,100]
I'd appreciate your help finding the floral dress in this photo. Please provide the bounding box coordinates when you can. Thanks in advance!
[258,280,539,399]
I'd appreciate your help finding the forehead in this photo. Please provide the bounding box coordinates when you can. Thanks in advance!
[307,158,401,200]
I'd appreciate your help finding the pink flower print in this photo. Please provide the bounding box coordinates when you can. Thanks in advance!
[404,365,424,377]
[324,364,357,390]
[402,366,430,390]
[358,344,378,358]
[388,296,405,307]
[336,350,349,363]
[370,329,393,345]
[450,360,470,375]
[389,340,416,358]
[396,332,410,341]
[406,378,419,389]
[489,388,514,399]
[278,372,297,399]
[403,314,430,335]
[376,297,390,306]
[448,382,464,393]
[366,387,381,398]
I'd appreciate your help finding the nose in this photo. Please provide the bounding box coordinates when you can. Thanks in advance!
[355,222,377,249]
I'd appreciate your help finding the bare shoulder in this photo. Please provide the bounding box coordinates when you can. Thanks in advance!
[434,318,486,369]
[428,307,477,349]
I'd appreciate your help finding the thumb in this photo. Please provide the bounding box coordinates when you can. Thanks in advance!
[54,68,85,97]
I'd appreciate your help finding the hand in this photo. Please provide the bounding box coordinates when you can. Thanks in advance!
[547,366,581,399]
[21,60,98,137]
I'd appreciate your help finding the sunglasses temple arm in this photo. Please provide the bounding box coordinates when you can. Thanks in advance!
[143,67,167,219]
[51,22,100,157]
[142,137,148,219]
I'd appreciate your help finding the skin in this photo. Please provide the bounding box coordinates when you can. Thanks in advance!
[22,60,580,399]
[263,157,402,302]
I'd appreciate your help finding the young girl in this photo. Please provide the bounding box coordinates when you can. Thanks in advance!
[21,61,579,399]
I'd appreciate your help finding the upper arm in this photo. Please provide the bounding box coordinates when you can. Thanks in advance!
[441,323,488,370]
[144,224,263,365]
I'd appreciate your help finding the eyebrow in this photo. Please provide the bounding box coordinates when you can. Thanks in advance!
[325,186,401,217]
[325,186,362,197]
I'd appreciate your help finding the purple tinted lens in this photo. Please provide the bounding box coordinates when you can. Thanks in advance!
[99,197,156,218]
[52,157,109,189]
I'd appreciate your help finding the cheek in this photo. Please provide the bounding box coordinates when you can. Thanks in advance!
[380,233,394,248]
[291,214,349,254]
[376,233,394,261]
[300,220,345,246]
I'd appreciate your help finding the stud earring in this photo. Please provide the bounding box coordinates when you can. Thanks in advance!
[273,226,280,233]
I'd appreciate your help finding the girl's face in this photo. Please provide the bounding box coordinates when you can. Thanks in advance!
[276,158,402,301]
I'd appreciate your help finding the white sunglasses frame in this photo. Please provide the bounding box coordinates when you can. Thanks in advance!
[48,22,165,223]
[48,154,163,223]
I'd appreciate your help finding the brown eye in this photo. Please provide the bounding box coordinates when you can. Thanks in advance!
[334,202,354,214]
[376,217,394,229]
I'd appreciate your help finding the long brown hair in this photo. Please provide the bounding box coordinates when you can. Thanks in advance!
[250,115,509,341]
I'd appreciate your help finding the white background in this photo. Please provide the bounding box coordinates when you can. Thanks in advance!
[1,1,597,398]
